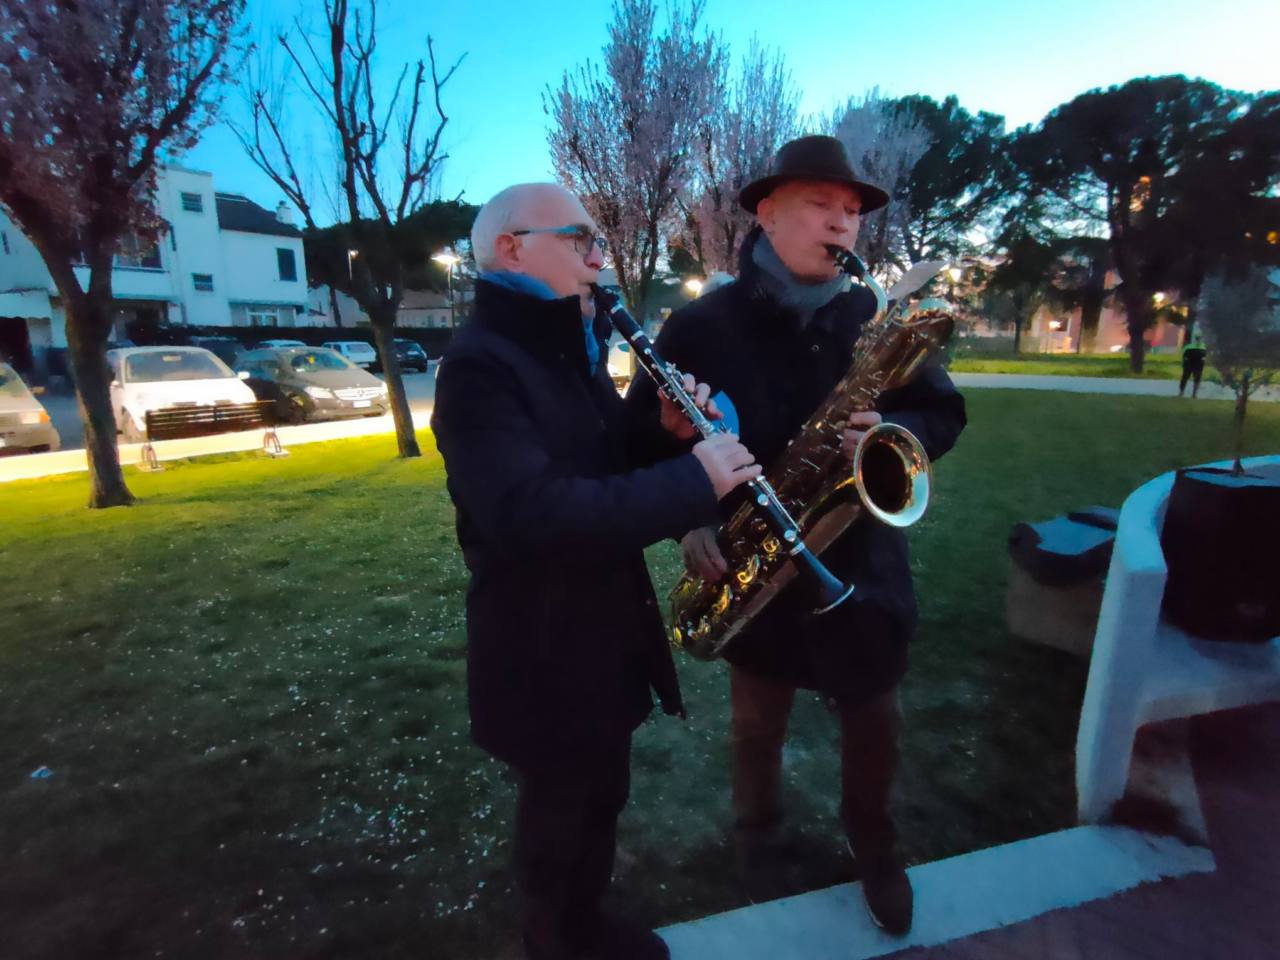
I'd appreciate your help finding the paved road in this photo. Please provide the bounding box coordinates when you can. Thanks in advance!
[41,368,438,452]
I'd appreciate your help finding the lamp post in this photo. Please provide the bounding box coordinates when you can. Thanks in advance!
[432,251,461,329]
[347,248,359,281]
[683,277,704,297]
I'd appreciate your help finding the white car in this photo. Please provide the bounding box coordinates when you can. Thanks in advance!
[108,346,257,443]
[256,339,306,349]
[321,340,379,369]
[0,362,61,454]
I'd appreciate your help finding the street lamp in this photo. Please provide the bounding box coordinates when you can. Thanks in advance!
[684,277,704,296]
[432,250,462,329]
[347,248,359,281]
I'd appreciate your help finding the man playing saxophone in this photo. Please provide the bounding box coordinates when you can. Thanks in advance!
[627,136,967,935]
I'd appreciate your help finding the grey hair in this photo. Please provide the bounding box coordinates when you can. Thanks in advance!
[471,182,566,272]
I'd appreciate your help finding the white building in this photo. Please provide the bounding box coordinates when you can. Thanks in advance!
[0,165,308,376]
[307,285,460,330]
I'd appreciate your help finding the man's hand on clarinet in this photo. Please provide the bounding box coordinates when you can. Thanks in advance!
[681,525,728,581]
[660,373,723,440]
[691,433,760,501]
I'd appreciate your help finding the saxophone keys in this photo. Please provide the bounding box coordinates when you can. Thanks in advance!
[711,583,733,616]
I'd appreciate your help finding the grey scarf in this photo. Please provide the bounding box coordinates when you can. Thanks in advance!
[751,232,850,328]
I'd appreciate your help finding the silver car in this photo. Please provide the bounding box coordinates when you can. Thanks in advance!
[0,363,61,454]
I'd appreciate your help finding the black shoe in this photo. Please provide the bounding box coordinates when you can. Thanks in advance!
[573,911,669,960]
[734,822,804,905]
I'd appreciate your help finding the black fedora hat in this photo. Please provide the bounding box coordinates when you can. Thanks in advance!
[739,135,889,215]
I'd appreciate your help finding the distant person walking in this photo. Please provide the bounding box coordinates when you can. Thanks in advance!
[1180,333,1207,398]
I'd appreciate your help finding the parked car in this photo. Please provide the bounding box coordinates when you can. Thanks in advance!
[107,346,256,442]
[236,347,389,424]
[0,362,61,455]
[321,340,378,369]
[188,335,244,367]
[255,338,307,349]
[394,338,430,373]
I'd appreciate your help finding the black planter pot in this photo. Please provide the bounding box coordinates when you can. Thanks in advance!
[1160,465,1280,643]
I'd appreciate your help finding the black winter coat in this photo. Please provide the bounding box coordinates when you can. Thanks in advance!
[627,230,967,703]
[431,280,721,770]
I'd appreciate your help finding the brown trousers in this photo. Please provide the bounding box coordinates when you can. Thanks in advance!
[730,664,901,857]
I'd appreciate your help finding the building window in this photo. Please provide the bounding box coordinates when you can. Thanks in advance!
[192,273,214,292]
[248,309,277,327]
[116,233,161,269]
[181,192,204,213]
[276,248,297,282]
[1,232,9,255]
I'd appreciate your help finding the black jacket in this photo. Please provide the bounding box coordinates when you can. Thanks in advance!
[627,230,967,703]
[430,279,721,770]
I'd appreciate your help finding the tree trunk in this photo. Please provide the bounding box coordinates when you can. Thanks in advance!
[329,285,344,328]
[1119,289,1151,374]
[67,289,135,508]
[1013,317,1023,354]
[1079,296,1103,354]
[1233,371,1250,475]
[370,311,420,458]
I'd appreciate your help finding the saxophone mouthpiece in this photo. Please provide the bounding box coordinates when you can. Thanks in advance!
[824,244,866,280]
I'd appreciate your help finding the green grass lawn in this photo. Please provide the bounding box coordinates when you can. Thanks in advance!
[2,393,1278,959]
[948,352,1184,379]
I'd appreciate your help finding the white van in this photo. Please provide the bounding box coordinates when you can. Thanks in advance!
[321,340,378,369]
[108,346,256,442]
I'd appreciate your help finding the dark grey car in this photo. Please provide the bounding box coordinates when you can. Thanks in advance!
[236,347,389,424]
[0,363,61,454]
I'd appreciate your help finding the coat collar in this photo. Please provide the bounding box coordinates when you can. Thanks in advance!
[472,278,611,372]
[735,226,862,335]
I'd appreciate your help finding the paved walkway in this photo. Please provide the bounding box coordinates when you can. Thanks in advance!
[883,702,1280,960]
[949,372,1279,402]
[662,701,1280,960]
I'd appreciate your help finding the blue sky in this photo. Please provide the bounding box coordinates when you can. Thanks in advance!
[184,0,1279,221]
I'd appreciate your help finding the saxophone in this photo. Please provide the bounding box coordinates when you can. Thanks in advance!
[669,245,955,660]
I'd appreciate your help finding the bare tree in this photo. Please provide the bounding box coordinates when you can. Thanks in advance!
[234,0,462,459]
[829,88,933,277]
[547,0,723,320]
[1198,267,1280,473]
[0,0,244,508]
[684,39,799,274]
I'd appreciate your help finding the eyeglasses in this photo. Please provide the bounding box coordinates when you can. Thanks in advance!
[510,224,608,259]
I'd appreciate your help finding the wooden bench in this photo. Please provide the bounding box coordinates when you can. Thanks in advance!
[139,400,286,471]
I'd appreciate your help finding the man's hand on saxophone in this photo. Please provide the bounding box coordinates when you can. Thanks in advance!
[839,410,883,460]
[680,525,728,582]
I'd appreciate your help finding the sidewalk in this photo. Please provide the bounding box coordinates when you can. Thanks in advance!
[949,372,1280,402]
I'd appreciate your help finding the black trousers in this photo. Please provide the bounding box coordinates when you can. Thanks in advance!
[511,736,632,957]
[1180,360,1204,396]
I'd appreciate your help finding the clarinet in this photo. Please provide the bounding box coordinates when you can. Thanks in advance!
[600,292,855,615]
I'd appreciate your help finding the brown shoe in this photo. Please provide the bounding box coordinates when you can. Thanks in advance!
[860,853,913,936]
